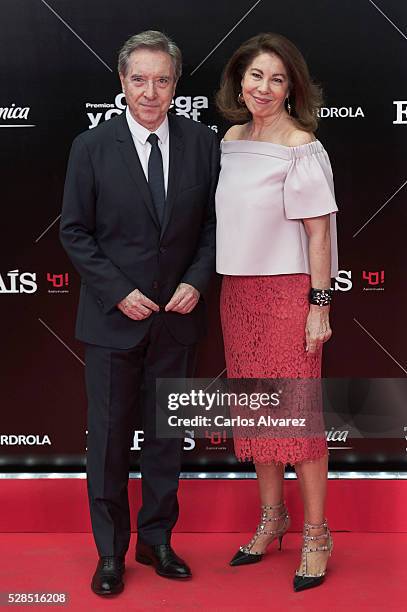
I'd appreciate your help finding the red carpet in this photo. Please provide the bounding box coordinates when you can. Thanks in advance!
[1,479,406,610]
[0,532,405,611]
[1,478,406,532]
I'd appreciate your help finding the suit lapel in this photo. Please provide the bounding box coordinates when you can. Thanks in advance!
[115,112,160,229]
[160,114,184,240]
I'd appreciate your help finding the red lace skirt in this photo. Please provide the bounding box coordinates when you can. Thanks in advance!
[220,274,328,465]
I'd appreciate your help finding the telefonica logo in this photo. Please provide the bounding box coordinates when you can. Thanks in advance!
[318,106,365,119]
[325,428,349,443]
[0,435,51,446]
[0,103,35,127]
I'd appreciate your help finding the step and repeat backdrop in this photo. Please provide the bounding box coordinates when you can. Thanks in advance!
[1,0,406,472]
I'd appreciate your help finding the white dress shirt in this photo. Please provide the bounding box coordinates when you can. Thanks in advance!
[125,106,169,194]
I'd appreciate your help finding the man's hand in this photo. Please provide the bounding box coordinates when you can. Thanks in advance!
[305,305,332,355]
[117,289,159,320]
[165,283,200,314]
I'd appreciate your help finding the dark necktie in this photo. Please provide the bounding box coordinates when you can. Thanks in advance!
[147,133,165,225]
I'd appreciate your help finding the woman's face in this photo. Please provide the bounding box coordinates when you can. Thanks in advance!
[241,52,290,118]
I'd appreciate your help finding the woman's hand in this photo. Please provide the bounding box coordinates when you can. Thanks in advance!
[305,304,332,355]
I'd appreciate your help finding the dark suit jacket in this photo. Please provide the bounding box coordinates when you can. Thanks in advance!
[60,111,220,349]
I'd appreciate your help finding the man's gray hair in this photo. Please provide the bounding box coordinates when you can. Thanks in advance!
[118,30,182,81]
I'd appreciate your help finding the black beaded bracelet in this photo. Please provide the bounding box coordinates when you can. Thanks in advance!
[309,288,333,306]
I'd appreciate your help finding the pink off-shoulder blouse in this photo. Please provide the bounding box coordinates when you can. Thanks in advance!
[215,139,338,277]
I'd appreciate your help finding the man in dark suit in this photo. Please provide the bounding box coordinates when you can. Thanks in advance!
[60,30,219,596]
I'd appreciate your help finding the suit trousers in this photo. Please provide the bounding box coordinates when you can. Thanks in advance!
[84,314,197,557]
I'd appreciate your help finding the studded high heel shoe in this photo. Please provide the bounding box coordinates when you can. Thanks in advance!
[229,501,290,566]
[293,519,333,592]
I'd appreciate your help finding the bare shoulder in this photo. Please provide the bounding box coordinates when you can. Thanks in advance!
[285,129,316,147]
[223,124,247,141]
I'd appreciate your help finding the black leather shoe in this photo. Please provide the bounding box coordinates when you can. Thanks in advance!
[91,556,125,596]
[293,519,333,592]
[230,502,290,566]
[293,574,325,592]
[135,542,192,579]
[230,548,264,566]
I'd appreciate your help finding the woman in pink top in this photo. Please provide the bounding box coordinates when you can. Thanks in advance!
[215,33,338,592]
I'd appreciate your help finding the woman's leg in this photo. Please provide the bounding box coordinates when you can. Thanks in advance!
[294,453,331,576]
[256,462,285,506]
[294,454,328,524]
[244,462,288,554]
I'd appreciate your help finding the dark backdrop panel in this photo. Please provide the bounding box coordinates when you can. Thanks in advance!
[1,0,406,471]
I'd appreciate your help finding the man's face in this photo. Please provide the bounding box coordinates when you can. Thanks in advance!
[120,49,177,131]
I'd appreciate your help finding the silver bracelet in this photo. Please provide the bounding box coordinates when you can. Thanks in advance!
[309,288,333,306]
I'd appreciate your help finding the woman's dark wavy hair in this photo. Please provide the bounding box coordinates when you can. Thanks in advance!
[215,32,323,132]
